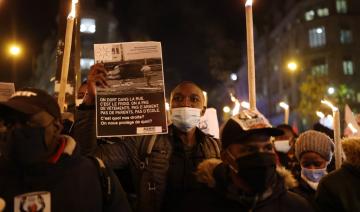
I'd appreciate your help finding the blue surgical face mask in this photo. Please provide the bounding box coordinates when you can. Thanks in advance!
[301,167,327,182]
[170,107,201,132]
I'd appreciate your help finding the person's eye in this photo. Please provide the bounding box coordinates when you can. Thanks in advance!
[301,162,308,167]
[314,162,323,167]
[173,95,183,102]
[190,95,200,103]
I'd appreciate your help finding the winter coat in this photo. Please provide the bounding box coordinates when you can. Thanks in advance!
[72,108,221,212]
[0,135,131,212]
[315,137,360,212]
[180,159,314,212]
[316,163,360,212]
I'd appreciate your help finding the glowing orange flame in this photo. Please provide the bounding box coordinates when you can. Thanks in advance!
[316,111,325,119]
[245,0,253,6]
[68,0,78,19]
[279,102,289,110]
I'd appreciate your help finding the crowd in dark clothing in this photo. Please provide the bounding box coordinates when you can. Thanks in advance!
[0,88,131,212]
[0,67,360,212]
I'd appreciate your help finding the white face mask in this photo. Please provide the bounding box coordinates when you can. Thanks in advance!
[170,107,201,132]
[274,140,291,153]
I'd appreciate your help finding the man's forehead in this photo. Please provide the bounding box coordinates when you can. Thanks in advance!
[171,83,203,97]
[173,83,201,92]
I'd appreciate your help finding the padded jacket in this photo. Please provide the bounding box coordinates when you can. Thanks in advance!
[72,108,221,212]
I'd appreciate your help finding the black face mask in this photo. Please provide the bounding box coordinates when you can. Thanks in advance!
[4,127,50,165]
[235,153,276,194]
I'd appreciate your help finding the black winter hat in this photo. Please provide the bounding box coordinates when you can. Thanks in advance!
[221,110,283,149]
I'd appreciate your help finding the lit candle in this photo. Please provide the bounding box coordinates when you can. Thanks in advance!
[279,102,289,124]
[203,91,208,107]
[316,111,325,119]
[321,100,342,169]
[230,93,241,115]
[245,0,256,110]
[58,0,78,113]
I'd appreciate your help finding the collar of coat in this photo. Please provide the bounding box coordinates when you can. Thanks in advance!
[195,158,298,190]
[169,124,215,142]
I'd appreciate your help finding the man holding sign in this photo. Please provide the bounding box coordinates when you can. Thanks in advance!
[73,64,221,212]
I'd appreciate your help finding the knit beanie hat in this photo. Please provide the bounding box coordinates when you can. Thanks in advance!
[295,130,334,161]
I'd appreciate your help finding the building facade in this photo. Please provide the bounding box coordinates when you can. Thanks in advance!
[33,0,120,94]
[234,0,360,126]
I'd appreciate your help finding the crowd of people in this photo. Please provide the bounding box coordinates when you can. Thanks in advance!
[0,63,359,211]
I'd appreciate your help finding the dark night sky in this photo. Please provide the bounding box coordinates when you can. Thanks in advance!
[0,0,59,85]
[0,0,273,103]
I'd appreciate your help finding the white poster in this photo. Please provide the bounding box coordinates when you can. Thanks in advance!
[198,108,220,139]
[94,42,168,137]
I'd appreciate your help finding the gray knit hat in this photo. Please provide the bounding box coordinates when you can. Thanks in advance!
[295,130,334,161]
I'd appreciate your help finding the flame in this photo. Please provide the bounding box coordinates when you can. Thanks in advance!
[232,101,241,116]
[245,0,253,6]
[202,91,208,106]
[229,93,240,115]
[321,99,338,112]
[348,123,358,134]
[202,91,207,97]
[279,102,289,110]
[68,0,78,19]
[230,93,237,103]
[316,111,325,119]
[165,102,170,111]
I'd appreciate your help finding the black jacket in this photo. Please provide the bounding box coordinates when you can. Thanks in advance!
[316,163,360,212]
[181,160,314,212]
[72,109,221,212]
[0,136,131,212]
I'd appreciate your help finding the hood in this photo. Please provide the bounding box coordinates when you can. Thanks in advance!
[195,158,223,188]
[342,137,360,166]
[195,159,298,189]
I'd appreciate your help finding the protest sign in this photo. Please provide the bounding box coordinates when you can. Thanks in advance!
[198,108,219,139]
[94,42,167,137]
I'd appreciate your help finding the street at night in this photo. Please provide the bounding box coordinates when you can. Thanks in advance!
[0,0,360,211]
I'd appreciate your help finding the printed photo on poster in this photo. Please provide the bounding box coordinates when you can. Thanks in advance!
[94,42,168,137]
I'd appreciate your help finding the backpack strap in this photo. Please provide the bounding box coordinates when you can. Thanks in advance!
[88,156,112,206]
[210,137,221,158]
[139,135,157,169]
